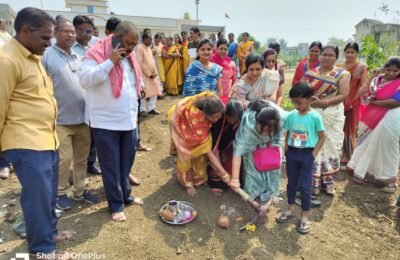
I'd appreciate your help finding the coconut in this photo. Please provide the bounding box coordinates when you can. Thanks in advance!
[217,214,230,229]
[159,209,175,221]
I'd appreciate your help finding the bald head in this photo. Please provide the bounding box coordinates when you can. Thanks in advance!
[114,21,138,37]
[113,21,139,54]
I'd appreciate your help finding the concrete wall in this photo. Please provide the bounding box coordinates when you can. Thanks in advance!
[65,0,108,14]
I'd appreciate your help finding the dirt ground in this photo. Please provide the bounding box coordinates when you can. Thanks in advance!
[1,72,400,260]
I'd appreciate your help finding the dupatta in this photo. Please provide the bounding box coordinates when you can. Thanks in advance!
[168,91,215,158]
[233,107,282,157]
[360,76,400,129]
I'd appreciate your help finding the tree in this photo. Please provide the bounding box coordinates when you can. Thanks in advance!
[327,36,345,48]
[360,35,387,69]
[360,34,400,70]
[265,38,288,51]
[278,38,288,50]
[266,38,277,47]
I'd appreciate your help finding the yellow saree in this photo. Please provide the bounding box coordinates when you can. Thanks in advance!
[163,45,184,95]
[237,40,253,75]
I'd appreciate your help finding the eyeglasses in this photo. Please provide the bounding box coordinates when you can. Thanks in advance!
[58,30,76,36]
[320,53,336,59]
[76,27,93,35]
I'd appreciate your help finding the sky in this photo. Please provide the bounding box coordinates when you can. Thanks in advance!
[1,0,399,46]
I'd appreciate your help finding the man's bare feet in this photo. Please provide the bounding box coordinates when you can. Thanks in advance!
[129,174,141,185]
[111,212,126,222]
[126,197,144,206]
[137,143,152,151]
[54,230,76,241]
[187,186,197,196]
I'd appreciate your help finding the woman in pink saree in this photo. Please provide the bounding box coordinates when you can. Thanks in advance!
[210,39,238,100]
[347,56,400,193]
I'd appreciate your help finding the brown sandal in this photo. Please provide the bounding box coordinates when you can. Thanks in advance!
[352,175,365,185]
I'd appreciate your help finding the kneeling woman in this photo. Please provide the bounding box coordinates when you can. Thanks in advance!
[230,100,286,203]
[208,98,244,194]
[169,91,230,196]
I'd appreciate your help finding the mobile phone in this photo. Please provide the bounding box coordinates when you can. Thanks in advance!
[111,36,126,58]
[111,36,122,49]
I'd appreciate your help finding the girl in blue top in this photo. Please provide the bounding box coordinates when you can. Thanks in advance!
[183,39,223,97]
[277,82,325,235]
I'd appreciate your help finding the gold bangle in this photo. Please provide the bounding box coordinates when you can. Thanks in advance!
[231,179,240,183]
[325,100,329,107]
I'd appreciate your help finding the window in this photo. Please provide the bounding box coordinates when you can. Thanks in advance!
[87,6,94,13]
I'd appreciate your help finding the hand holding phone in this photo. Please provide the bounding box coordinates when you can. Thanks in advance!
[109,36,127,64]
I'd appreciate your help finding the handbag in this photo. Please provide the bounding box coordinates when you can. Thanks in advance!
[252,143,281,172]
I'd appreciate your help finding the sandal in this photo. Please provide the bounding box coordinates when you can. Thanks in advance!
[380,183,397,194]
[276,211,293,223]
[352,175,365,185]
[297,220,311,235]
[325,185,335,197]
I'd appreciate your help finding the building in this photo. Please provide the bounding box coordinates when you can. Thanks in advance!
[65,0,109,14]
[282,43,309,57]
[354,18,400,44]
[0,0,224,39]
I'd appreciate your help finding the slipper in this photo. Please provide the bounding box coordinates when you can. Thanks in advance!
[297,220,311,234]
[129,175,141,186]
[276,211,293,223]
[380,184,397,194]
[352,175,365,185]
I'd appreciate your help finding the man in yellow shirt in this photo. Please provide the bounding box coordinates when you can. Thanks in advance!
[0,7,70,259]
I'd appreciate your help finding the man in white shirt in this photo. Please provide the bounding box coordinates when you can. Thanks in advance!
[79,21,144,222]
[72,15,102,175]
[0,19,11,46]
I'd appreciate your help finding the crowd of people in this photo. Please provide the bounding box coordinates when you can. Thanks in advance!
[0,6,399,259]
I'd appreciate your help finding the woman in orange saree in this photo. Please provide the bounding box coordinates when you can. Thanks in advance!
[336,42,368,164]
[168,92,230,196]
